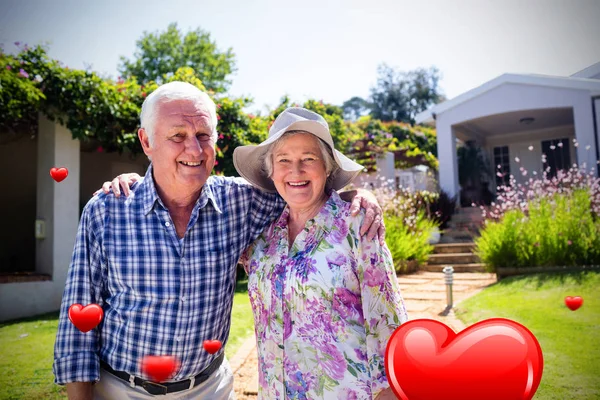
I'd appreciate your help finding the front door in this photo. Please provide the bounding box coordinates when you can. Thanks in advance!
[541,139,570,178]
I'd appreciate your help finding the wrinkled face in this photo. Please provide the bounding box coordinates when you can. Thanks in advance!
[139,99,215,193]
[271,133,328,211]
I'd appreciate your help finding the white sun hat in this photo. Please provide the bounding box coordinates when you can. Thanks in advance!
[233,107,364,193]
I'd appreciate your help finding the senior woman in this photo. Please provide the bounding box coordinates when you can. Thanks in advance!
[234,107,407,400]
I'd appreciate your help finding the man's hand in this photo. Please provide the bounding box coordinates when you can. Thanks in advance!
[375,387,398,399]
[340,189,385,245]
[66,382,93,400]
[93,173,142,197]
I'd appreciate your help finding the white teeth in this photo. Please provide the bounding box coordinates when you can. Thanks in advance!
[288,181,308,186]
[180,161,202,166]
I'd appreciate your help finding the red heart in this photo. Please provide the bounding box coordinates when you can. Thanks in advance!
[141,355,179,382]
[68,304,103,333]
[385,318,543,400]
[203,340,222,354]
[50,167,69,182]
[565,296,583,311]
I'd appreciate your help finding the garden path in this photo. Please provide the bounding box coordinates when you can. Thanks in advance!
[230,271,497,399]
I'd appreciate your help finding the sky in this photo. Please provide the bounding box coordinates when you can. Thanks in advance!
[1,0,599,113]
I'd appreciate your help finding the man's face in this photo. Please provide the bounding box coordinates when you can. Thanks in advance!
[139,99,215,193]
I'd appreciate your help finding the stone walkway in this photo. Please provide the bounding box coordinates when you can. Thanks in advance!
[230,271,497,399]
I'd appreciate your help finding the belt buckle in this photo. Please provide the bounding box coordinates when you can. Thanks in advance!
[142,380,168,395]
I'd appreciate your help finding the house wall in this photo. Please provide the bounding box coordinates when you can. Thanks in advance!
[486,125,576,188]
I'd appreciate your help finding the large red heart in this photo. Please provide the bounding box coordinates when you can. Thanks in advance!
[203,340,222,354]
[141,355,179,382]
[68,304,103,333]
[565,296,583,311]
[49,167,69,182]
[385,318,543,400]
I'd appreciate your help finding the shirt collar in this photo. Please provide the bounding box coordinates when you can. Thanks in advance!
[273,191,344,231]
[139,164,223,215]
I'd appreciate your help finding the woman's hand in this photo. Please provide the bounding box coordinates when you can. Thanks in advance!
[93,173,142,197]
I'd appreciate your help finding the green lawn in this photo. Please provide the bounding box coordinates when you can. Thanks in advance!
[455,271,600,400]
[0,281,254,400]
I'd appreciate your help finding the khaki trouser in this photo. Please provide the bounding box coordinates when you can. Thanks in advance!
[93,357,236,399]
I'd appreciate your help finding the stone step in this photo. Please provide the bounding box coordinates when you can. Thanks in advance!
[427,253,480,265]
[441,229,476,238]
[421,263,487,273]
[455,207,484,216]
[448,214,483,224]
[433,243,475,254]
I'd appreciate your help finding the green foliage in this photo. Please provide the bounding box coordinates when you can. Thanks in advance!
[119,23,236,93]
[384,212,436,273]
[476,190,600,271]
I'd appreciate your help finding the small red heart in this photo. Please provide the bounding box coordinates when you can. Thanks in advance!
[141,355,179,382]
[50,167,69,182]
[385,318,543,400]
[203,340,222,354]
[68,304,103,333]
[565,296,583,311]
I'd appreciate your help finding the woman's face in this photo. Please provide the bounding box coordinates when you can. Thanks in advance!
[271,133,328,212]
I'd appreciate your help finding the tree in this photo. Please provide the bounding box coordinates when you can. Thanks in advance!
[119,23,236,93]
[341,96,371,121]
[369,64,442,124]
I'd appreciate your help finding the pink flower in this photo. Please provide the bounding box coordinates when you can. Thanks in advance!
[218,134,224,139]
[18,69,29,78]
[557,142,563,148]
[96,146,104,153]
[216,114,221,120]
[567,240,572,245]
[14,41,20,46]
[6,65,11,70]
[534,242,540,247]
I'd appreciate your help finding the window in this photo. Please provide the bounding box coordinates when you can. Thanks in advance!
[494,146,510,189]
[542,139,570,178]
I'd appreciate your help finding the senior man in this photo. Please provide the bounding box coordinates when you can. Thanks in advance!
[53,81,384,399]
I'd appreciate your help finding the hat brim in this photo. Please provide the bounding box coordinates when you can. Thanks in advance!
[233,121,363,193]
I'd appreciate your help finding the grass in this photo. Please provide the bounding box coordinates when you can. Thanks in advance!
[0,280,254,400]
[455,271,600,400]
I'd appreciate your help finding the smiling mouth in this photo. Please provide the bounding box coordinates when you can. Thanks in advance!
[287,181,309,187]
[179,161,204,167]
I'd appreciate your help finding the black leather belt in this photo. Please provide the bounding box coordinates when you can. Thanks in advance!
[100,352,224,396]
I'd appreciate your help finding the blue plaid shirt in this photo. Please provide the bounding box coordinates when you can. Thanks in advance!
[53,165,284,384]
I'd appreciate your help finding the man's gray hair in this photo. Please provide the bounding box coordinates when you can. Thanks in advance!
[140,81,218,145]
[262,130,339,190]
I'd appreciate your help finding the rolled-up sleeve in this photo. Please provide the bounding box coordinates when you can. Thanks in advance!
[53,198,106,384]
[357,231,408,398]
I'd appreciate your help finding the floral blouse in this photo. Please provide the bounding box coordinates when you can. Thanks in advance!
[241,192,408,399]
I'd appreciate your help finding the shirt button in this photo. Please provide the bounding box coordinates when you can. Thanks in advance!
[176,337,182,342]
[181,296,187,302]
[165,222,171,227]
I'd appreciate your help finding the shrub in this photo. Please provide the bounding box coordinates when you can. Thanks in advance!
[385,212,436,274]
[476,189,600,271]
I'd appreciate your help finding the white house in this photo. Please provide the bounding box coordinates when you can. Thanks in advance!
[416,62,600,201]
[0,116,148,322]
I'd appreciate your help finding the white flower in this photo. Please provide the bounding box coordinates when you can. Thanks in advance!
[515,157,520,163]
[550,145,556,150]
[557,142,563,148]
[586,145,591,150]
[528,145,534,151]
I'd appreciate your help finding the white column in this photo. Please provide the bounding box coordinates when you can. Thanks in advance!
[436,116,459,200]
[572,95,597,173]
[36,115,80,286]
[375,152,395,188]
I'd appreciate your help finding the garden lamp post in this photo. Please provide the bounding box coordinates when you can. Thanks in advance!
[443,266,454,308]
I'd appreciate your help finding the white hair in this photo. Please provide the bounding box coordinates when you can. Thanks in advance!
[140,81,218,145]
[262,130,339,189]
